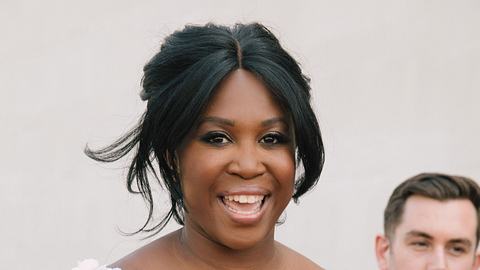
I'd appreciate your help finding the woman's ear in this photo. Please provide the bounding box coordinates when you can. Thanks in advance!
[375,234,390,270]
[164,151,180,175]
[173,151,181,176]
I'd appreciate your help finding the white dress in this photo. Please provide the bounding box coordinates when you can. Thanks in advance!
[71,259,121,270]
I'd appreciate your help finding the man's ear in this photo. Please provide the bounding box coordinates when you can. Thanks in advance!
[375,234,390,270]
[473,251,480,270]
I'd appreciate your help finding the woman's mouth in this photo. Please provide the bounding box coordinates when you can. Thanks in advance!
[218,194,268,224]
[223,195,265,214]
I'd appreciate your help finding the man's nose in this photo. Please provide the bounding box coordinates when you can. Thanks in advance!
[428,248,448,270]
[226,142,266,179]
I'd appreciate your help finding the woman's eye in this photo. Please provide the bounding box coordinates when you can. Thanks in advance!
[259,132,289,145]
[200,132,232,146]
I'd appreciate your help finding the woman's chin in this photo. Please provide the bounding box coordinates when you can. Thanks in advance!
[214,227,275,251]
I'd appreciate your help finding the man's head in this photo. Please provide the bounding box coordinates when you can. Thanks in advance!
[375,173,480,270]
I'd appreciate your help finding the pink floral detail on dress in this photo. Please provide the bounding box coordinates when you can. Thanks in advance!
[72,259,121,270]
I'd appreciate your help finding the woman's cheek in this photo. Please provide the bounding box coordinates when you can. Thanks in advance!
[271,149,296,183]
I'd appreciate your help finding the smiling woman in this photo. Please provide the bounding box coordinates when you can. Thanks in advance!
[81,23,325,270]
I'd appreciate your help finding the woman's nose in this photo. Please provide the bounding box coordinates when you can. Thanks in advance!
[226,142,266,179]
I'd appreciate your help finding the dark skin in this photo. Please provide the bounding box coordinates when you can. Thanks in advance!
[111,70,324,270]
[112,229,322,270]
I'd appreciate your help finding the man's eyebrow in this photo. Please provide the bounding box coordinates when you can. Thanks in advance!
[405,231,474,247]
[449,238,473,247]
[261,117,289,127]
[198,116,235,126]
[405,230,434,240]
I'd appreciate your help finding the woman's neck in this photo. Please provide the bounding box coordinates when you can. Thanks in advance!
[173,225,281,270]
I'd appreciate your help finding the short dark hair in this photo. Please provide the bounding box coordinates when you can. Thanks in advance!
[384,173,480,244]
[85,23,324,236]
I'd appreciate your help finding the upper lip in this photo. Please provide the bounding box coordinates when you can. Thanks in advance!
[218,186,270,197]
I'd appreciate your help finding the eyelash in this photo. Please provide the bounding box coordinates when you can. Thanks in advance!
[409,240,431,252]
[411,241,429,248]
[409,241,469,255]
[449,246,468,255]
[259,132,290,145]
[199,131,290,146]
[200,131,232,146]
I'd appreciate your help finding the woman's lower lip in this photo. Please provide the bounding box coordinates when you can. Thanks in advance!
[218,197,268,225]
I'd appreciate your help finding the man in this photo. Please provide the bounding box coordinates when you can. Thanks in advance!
[375,173,480,270]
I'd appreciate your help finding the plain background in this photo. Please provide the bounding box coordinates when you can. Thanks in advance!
[1,0,479,269]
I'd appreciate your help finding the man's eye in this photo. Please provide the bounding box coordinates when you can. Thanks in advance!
[200,132,232,146]
[411,241,429,250]
[449,246,468,256]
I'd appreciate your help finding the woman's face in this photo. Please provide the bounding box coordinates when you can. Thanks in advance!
[177,69,296,250]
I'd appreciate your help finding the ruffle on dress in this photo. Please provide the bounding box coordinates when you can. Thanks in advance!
[72,259,121,270]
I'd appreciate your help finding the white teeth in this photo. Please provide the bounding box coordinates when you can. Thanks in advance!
[239,195,247,203]
[224,195,265,204]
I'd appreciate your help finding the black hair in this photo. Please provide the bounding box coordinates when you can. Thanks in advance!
[85,22,324,236]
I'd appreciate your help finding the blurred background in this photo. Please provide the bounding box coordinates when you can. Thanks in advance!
[1,0,479,269]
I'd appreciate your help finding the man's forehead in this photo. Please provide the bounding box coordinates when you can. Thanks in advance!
[395,195,477,241]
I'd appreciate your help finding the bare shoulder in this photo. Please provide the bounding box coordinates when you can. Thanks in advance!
[109,230,181,270]
[276,241,325,270]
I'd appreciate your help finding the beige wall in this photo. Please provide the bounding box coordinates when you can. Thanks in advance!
[1,0,479,269]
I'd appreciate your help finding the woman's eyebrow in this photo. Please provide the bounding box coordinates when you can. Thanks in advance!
[199,116,235,126]
[198,116,288,127]
[262,117,289,128]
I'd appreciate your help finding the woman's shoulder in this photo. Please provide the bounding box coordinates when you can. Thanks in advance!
[73,232,179,270]
[276,241,325,270]
[108,231,180,270]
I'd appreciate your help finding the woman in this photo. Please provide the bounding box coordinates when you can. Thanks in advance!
[80,22,325,270]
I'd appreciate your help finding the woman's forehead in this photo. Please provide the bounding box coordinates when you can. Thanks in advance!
[203,69,284,116]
